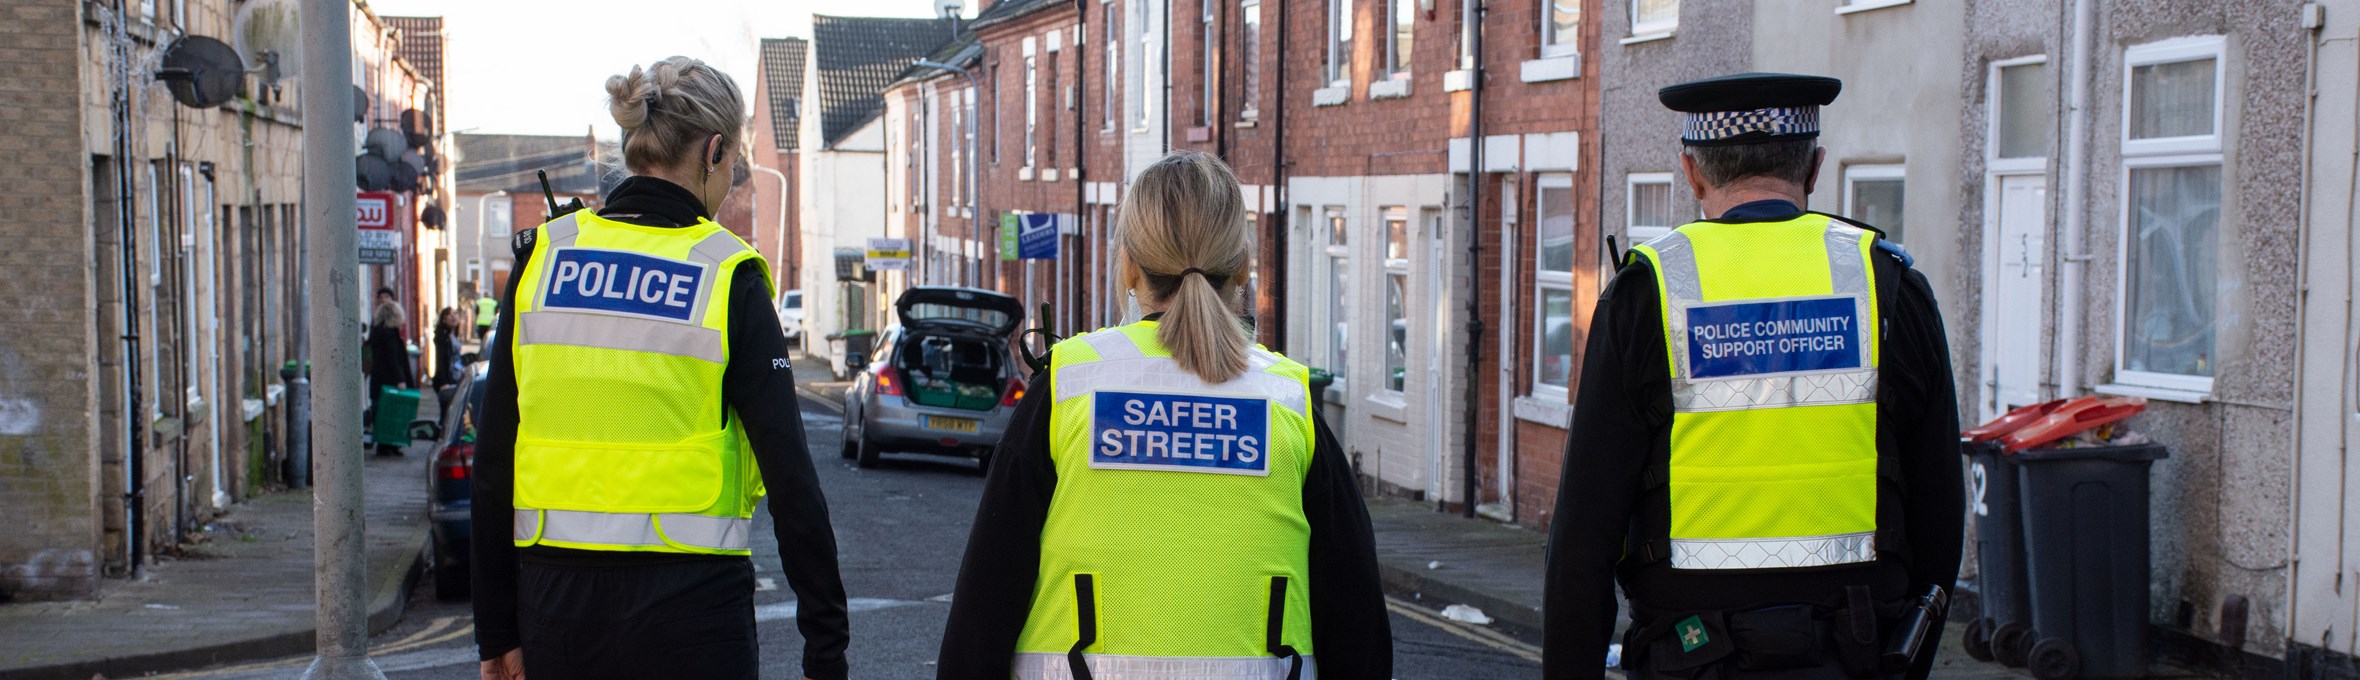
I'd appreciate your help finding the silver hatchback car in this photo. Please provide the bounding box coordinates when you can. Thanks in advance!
[841,287,1027,472]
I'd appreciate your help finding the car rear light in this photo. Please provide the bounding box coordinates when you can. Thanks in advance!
[1001,376,1027,407]
[437,442,474,481]
[876,366,905,397]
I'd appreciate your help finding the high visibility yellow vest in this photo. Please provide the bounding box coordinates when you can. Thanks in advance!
[475,296,498,324]
[1629,213,1884,571]
[506,212,772,556]
[1016,322,1319,679]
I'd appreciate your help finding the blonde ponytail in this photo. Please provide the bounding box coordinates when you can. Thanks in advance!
[1117,151,1254,384]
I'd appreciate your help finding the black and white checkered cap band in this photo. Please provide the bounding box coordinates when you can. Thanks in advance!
[1682,106,1820,143]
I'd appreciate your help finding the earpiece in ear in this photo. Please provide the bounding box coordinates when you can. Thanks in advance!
[709,136,725,166]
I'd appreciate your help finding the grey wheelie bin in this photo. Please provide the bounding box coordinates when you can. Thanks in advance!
[1961,439,2035,667]
[2014,442,2168,680]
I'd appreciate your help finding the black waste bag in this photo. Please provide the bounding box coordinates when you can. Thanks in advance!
[2014,442,2168,680]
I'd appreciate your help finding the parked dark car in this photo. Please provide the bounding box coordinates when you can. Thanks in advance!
[422,361,487,600]
[842,287,1027,473]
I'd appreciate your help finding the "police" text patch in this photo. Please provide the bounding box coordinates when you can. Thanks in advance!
[1684,296,1864,379]
[1089,391,1271,476]
[541,248,708,323]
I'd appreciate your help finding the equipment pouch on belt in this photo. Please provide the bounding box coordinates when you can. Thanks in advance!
[1727,605,1826,672]
[1631,612,1736,676]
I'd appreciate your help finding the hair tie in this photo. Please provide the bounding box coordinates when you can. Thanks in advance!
[1180,268,1206,279]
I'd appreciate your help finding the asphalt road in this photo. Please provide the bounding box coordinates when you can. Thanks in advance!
[156,389,1541,679]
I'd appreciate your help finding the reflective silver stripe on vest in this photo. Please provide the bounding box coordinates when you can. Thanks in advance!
[1654,222,1879,413]
[516,309,728,363]
[1058,332,1307,414]
[516,508,752,551]
[1012,653,1316,680]
[1668,531,1877,570]
[542,212,583,245]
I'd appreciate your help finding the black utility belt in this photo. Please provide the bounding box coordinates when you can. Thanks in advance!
[1626,585,1944,679]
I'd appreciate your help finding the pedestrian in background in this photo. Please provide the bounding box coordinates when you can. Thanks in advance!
[1542,73,1963,680]
[475,291,498,342]
[433,307,463,398]
[470,56,849,680]
[936,150,1393,679]
[366,299,415,458]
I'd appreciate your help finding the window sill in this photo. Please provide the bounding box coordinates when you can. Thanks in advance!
[1313,85,1351,107]
[1444,69,1476,92]
[1235,118,1260,128]
[1018,167,1035,181]
[1043,168,1061,182]
[1519,54,1581,83]
[2094,383,2211,404]
[1836,0,1912,15]
[1514,395,1573,428]
[1365,392,1409,423]
[1619,31,1675,46]
[1369,78,1413,100]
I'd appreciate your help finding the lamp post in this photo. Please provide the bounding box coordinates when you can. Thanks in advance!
[911,60,981,290]
[748,164,791,287]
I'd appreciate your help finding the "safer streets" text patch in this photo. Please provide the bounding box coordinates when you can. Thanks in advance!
[1089,390,1271,476]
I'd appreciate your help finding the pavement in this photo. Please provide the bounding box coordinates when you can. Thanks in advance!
[0,397,438,680]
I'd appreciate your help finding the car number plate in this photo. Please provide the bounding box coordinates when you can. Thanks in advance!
[927,416,980,433]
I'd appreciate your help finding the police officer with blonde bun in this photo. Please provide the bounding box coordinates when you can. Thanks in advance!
[470,56,849,680]
[1543,73,1963,680]
[936,150,1393,679]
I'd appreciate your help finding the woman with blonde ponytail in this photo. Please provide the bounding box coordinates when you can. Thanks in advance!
[939,151,1393,679]
[470,57,847,680]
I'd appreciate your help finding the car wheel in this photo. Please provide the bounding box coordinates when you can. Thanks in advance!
[839,415,859,460]
[856,434,881,469]
[971,450,993,477]
[430,540,469,601]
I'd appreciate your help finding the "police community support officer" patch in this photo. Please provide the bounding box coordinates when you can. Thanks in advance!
[1683,295,1864,379]
[540,248,709,323]
[1089,390,1271,476]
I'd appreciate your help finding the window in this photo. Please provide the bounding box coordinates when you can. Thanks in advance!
[1542,0,1580,58]
[1534,174,1576,397]
[1993,58,2051,162]
[1382,207,1409,392]
[1386,0,1413,78]
[951,94,965,208]
[1202,0,1217,125]
[1837,0,1911,13]
[1025,46,1039,169]
[485,195,512,238]
[1325,206,1351,384]
[2114,36,2224,394]
[1843,165,1906,243]
[1625,172,1673,242]
[1104,0,1119,130]
[1327,0,1353,86]
[1137,0,1155,129]
[1630,0,1676,36]
[1242,0,1263,119]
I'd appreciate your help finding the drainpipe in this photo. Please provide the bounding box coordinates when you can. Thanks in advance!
[1076,7,1089,338]
[1459,0,1486,519]
[107,9,148,576]
[1270,0,1290,351]
[2285,2,2327,635]
[2054,0,2093,398]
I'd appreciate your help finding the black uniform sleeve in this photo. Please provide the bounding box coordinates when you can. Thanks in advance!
[1302,418,1392,678]
[1541,264,1666,680]
[936,376,1057,678]
[721,263,852,680]
[1887,267,1963,680]
[471,246,530,661]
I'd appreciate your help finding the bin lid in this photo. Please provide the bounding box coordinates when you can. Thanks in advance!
[2012,442,2168,463]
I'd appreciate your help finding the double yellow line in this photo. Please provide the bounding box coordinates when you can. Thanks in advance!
[1384,595,1544,663]
[144,616,477,679]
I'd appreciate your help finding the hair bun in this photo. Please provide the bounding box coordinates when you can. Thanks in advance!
[605,65,654,132]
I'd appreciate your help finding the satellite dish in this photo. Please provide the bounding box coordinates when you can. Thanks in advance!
[356,154,393,191]
[366,128,408,161]
[156,36,243,108]
[232,0,301,83]
[936,0,963,19]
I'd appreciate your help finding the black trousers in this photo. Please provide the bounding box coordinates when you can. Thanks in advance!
[517,557,760,680]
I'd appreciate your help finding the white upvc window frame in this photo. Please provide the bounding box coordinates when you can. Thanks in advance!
[1241,0,1263,120]
[1835,0,1911,15]
[1104,0,1119,131]
[2108,35,2226,398]
[1531,173,1577,402]
[1324,205,1352,395]
[1380,206,1411,394]
[1624,171,1673,243]
[1327,0,1354,87]
[1842,164,1906,243]
[1202,0,1218,125]
[1384,0,1413,80]
[1540,0,1580,58]
[1137,0,1157,131]
[1986,54,2051,175]
[1628,0,1677,39]
[1024,38,1040,172]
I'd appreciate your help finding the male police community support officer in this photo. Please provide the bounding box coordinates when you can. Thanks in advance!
[1542,73,1964,680]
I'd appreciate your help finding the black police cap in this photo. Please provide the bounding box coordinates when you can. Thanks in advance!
[1658,72,1843,146]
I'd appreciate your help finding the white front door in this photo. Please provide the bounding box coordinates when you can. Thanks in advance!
[1983,174,2048,420]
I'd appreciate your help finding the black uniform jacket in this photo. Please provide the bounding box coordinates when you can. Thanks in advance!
[1541,200,1964,680]
[935,331,1395,679]
[470,177,852,680]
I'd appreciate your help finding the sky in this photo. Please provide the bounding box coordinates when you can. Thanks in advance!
[366,0,958,138]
